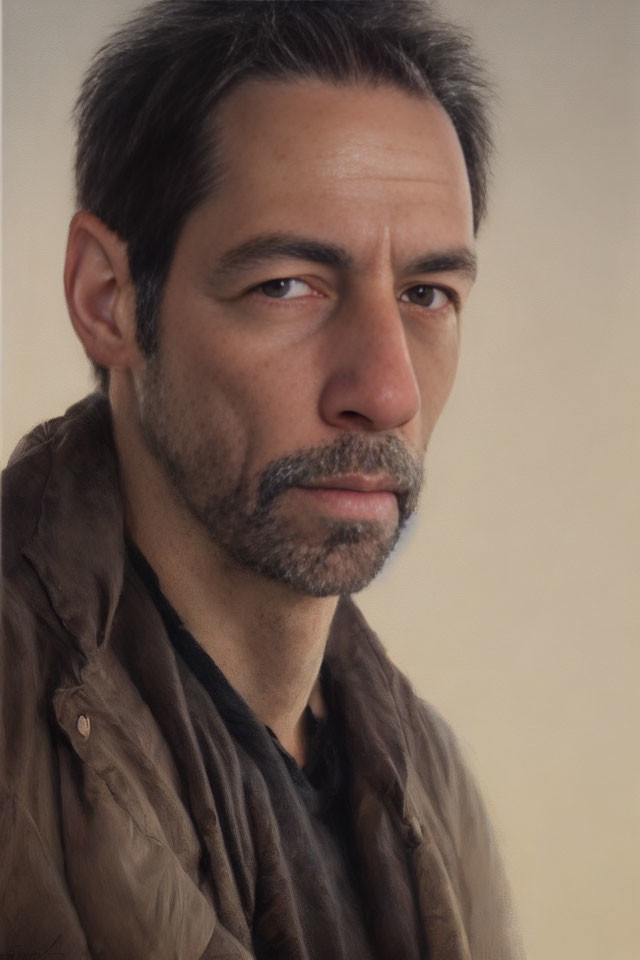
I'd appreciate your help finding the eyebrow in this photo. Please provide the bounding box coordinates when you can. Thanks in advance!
[404,249,478,282]
[215,231,477,281]
[217,234,352,274]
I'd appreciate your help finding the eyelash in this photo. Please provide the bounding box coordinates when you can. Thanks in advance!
[399,284,458,312]
[251,277,458,312]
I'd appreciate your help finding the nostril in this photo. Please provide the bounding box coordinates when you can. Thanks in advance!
[340,409,376,426]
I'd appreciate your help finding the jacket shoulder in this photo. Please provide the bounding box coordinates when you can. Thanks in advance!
[2,394,112,576]
[372,640,526,959]
[2,420,58,574]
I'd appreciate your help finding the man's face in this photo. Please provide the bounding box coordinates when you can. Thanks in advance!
[134,79,475,596]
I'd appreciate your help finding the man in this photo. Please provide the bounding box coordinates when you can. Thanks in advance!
[1,1,523,958]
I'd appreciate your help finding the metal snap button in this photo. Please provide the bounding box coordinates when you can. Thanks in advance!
[76,714,91,739]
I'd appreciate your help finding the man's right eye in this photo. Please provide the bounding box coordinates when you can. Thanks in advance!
[257,278,314,299]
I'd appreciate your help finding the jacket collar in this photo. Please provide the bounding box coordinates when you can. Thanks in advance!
[20,394,125,658]
[326,598,419,828]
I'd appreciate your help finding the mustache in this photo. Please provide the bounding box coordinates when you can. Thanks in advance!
[255,434,424,523]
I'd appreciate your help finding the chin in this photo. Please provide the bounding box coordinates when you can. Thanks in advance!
[235,521,401,597]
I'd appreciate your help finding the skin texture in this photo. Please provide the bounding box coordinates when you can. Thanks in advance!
[65,79,475,762]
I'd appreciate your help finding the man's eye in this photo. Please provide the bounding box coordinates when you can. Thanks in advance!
[400,285,450,309]
[258,278,313,299]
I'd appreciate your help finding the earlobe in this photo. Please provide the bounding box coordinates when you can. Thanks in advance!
[64,211,139,372]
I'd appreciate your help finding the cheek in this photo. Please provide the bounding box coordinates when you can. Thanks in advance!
[439,330,461,398]
[179,335,324,463]
[413,325,461,434]
[243,359,324,456]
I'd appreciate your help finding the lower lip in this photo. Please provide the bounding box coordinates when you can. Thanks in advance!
[296,487,398,521]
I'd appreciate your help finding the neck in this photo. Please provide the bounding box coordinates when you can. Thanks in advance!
[112,397,337,766]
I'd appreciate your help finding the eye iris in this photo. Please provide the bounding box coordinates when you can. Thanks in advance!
[261,279,293,298]
[410,285,436,306]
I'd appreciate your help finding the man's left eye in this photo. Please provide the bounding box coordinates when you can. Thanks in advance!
[400,285,450,309]
[258,278,313,299]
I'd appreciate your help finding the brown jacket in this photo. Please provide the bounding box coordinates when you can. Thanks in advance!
[1,396,523,959]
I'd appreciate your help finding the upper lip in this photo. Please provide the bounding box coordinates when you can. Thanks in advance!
[301,474,399,493]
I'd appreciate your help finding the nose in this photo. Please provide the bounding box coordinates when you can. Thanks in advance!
[318,288,421,433]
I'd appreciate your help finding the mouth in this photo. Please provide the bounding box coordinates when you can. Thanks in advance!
[301,474,401,494]
[295,475,400,522]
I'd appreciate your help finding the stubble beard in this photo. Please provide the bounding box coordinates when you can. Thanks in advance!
[137,360,424,597]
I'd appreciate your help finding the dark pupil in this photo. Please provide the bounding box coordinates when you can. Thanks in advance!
[262,279,292,298]
[410,285,435,305]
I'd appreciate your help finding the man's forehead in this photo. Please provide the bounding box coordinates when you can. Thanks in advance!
[214,77,466,179]
[187,78,475,259]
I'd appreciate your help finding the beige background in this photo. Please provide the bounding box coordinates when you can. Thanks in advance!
[3,1,639,957]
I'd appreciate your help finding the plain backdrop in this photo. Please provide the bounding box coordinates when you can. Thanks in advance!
[2,1,640,957]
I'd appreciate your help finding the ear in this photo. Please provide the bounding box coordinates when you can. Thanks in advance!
[64,211,141,373]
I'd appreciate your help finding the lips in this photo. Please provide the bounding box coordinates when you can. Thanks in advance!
[295,476,400,523]
[300,474,400,495]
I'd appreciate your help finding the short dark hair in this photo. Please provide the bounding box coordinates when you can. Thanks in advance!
[74,0,493,389]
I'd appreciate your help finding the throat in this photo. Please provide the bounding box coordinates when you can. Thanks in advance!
[125,536,336,765]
